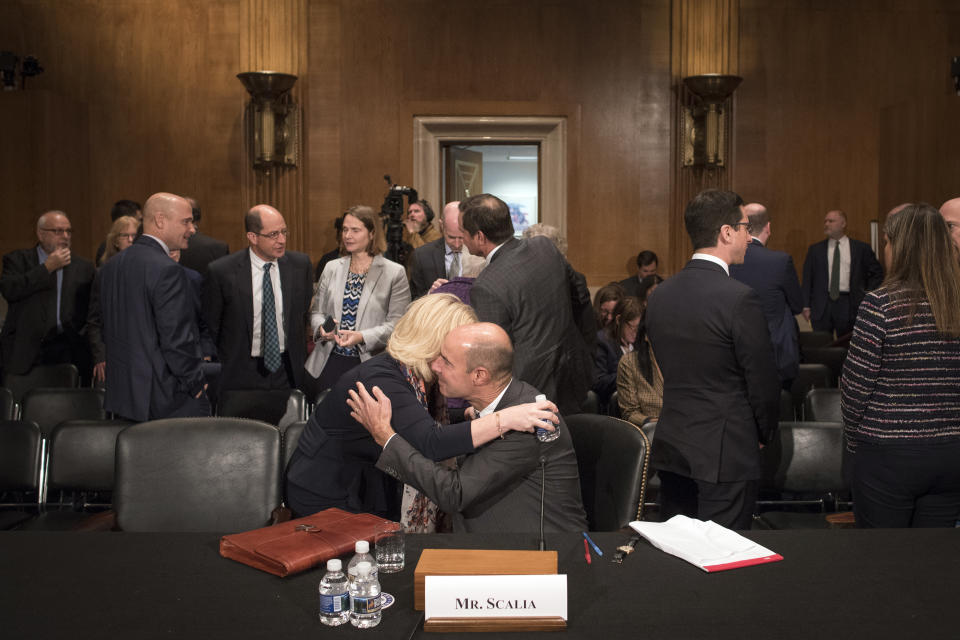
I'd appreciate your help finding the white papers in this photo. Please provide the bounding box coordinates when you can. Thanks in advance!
[424,574,567,620]
[630,515,783,572]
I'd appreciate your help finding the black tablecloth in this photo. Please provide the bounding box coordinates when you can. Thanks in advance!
[2,528,958,639]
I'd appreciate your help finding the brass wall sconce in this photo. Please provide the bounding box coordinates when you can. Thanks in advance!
[237,71,300,172]
[681,74,742,167]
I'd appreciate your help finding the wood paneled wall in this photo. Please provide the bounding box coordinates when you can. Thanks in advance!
[2,0,959,287]
[735,0,960,270]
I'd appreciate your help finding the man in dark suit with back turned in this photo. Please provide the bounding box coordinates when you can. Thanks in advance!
[459,194,587,415]
[0,210,95,383]
[730,203,803,389]
[349,322,588,534]
[646,189,780,529]
[203,205,313,400]
[801,209,883,337]
[179,197,229,275]
[100,193,208,421]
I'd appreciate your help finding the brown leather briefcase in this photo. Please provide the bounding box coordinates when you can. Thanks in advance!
[220,507,392,577]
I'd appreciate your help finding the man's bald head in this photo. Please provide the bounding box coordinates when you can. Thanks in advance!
[743,203,770,241]
[940,197,960,250]
[142,193,195,251]
[245,204,288,261]
[447,322,514,382]
[440,201,465,252]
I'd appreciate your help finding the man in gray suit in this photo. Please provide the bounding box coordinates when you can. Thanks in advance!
[459,194,588,414]
[348,322,588,534]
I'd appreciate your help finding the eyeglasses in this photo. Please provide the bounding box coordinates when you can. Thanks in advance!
[118,233,137,241]
[727,222,749,232]
[41,228,73,236]
[254,229,289,240]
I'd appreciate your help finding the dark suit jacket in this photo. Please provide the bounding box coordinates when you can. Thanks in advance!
[377,378,588,533]
[0,246,94,376]
[409,237,447,299]
[801,237,883,323]
[646,259,780,483]
[203,249,313,391]
[471,237,587,414]
[100,236,204,421]
[617,275,643,299]
[179,231,228,275]
[286,353,475,518]
[730,239,804,382]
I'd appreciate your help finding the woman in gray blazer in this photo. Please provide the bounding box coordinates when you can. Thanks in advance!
[305,205,411,397]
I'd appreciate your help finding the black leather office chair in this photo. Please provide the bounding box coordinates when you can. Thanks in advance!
[114,417,282,532]
[801,346,847,386]
[607,390,622,418]
[20,388,107,439]
[804,388,842,422]
[0,420,42,529]
[2,363,79,403]
[580,390,599,414]
[218,389,308,429]
[797,330,835,350]
[22,420,133,531]
[566,414,650,531]
[280,420,306,470]
[755,421,846,529]
[788,363,832,418]
[0,387,15,420]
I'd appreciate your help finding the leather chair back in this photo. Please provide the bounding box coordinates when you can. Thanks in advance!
[2,364,79,403]
[0,420,42,492]
[566,414,650,531]
[761,421,844,495]
[20,388,106,439]
[218,389,307,429]
[0,387,15,420]
[280,420,306,470]
[115,418,281,532]
[789,363,832,416]
[47,420,133,492]
[801,346,847,386]
[804,388,841,422]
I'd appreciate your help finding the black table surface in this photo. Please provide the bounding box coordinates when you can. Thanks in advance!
[2,528,958,639]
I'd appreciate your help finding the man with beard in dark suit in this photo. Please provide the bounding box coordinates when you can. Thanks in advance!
[203,205,313,402]
[1,210,95,383]
[459,194,588,415]
[348,322,587,534]
[730,203,803,389]
[646,189,780,529]
[179,197,228,275]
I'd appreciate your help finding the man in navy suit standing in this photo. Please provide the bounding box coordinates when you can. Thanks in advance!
[646,189,780,529]
[100,192,207,421]
[801,209,882,337]
[730,203,803,389]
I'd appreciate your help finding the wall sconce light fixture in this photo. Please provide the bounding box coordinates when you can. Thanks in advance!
[681,74,742,167]
[237,71,300,172]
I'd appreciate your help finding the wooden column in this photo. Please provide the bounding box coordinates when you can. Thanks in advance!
[669,0,740,271]
[239,0,309,252]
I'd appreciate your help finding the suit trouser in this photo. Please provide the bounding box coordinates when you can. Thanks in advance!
[658,470,758,530]
[812,293,852,337]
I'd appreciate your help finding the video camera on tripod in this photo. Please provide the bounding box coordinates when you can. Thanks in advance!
[379,175,418,265]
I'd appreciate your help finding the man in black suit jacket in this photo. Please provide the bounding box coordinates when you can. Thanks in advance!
[409,201,480,299]
[350,322,588,534]
[203,205,313,397]
[460,194,588,415]
[646,189,780,529]
[0,210,95,382]
[730,203,803,388]
[179,198,229,275]
[100,193,207,421]
[801,209,883,337]
[617,250,659,298]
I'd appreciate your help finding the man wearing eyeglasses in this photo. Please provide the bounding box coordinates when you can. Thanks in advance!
[645,189,780,530]
[0,210,95,383]
[203,205,313,410]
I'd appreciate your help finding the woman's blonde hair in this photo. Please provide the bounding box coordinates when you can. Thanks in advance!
[387,293,478,382]
[102,215,139,264]
[344,205,385,256]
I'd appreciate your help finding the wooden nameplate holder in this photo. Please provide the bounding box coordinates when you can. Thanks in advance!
[414,549,566,632]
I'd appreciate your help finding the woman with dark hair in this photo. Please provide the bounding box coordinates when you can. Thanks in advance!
[841,203,960,528]
[593,282,626,330]
[592,296,643,407]
[616,304,663,426]
[403,199,441,249]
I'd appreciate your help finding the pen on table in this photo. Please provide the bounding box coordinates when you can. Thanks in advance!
[583,538,591,564]
[583,532,603,557]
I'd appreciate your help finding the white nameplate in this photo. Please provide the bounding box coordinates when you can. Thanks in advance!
[424,574,567,620]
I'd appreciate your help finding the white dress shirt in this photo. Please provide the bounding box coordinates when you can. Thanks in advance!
[249,248,286,356]
[691,252,730,275]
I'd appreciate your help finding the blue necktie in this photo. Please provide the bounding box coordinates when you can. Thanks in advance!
[262,263,281,373]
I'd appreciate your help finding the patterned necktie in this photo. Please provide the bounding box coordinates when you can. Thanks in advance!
[262,263,281,372]
[447,250,460,279]
[829,240,841,301]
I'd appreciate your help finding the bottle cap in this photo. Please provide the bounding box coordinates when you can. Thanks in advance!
[326,558,342,571]
[535,394,547,402]
[356,561,371,576]
[355,540,369,553]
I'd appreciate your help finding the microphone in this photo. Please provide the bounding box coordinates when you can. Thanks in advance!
[537,455,547,551]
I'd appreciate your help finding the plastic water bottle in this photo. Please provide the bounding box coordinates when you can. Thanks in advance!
[535,393,560,442]
[318,558,350,626]
[349,561,382,628]
[347,540,378,584]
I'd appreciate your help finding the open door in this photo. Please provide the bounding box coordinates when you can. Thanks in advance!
[444,146,483,203]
